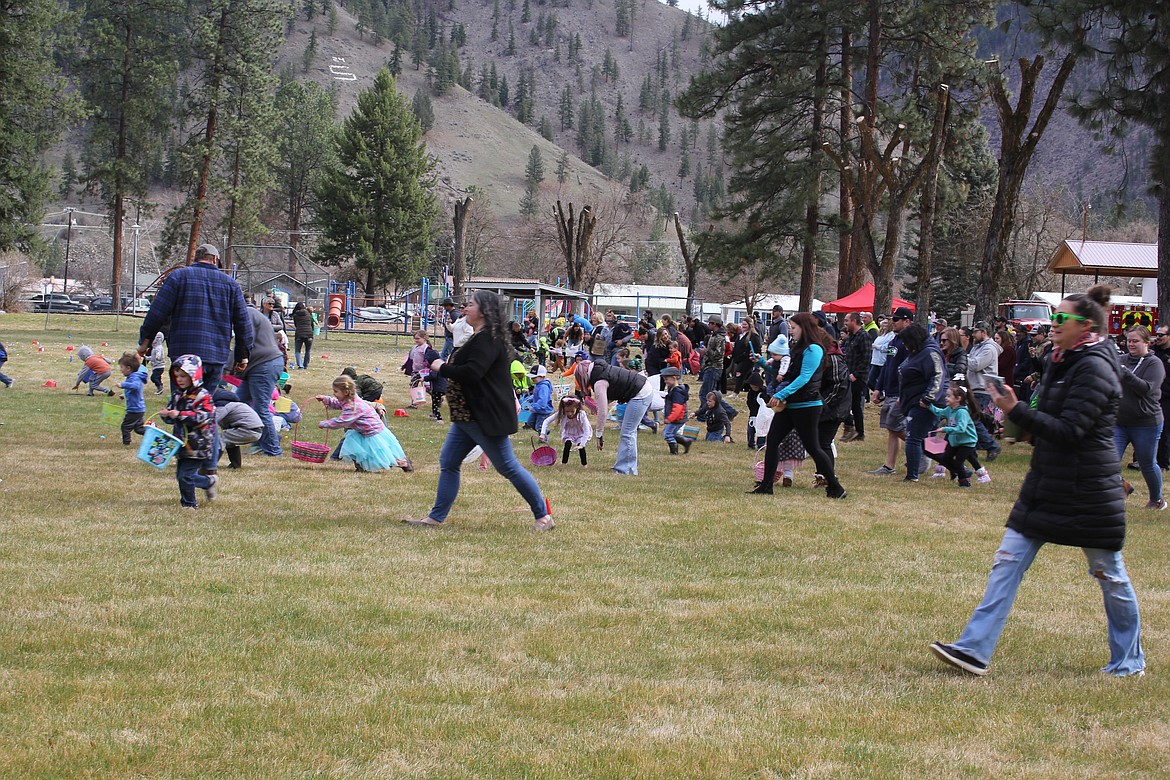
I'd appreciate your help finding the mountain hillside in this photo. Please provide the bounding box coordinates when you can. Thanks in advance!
[281,0,722,225]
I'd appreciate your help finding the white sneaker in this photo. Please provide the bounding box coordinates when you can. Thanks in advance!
[976,468,991,484]
[930,465,947,479]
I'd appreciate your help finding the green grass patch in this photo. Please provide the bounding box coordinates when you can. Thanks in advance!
[1,313,1167,778]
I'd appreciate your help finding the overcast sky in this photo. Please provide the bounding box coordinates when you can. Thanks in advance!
[659,0,725,25]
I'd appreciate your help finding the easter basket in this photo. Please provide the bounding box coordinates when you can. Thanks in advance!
[290,404,332,463]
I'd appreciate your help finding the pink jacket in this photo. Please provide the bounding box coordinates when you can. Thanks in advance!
[319,396,385,436]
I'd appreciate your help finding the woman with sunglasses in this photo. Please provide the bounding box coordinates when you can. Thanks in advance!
[938,326,967,381]
[931,285,1145,677]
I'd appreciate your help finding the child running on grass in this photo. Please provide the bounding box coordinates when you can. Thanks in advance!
[316,375,413,473]
[660,367,690,454]
[158,355,217,509]
[72,345,115,396]
[539,395,592,466]
[928,384,987,487]
[117,352,148,445]
[148,332,166,394]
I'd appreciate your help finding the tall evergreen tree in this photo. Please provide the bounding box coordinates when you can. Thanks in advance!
[314,69,438,294]
[78,0,182,299]
[273,79,337,273]
[0,0,69,252]
[526,145,545,184]
[412,88,435,132]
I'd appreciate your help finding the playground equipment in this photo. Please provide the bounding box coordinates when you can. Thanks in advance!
[325,280,356,330]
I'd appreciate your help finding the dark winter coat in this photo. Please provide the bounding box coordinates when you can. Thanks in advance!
[1006,339,1127,551]
[898,341,947,412]
[819,347,853,424]
[665,382,689,423]
[293,306,314,339]
[438,330,518,437]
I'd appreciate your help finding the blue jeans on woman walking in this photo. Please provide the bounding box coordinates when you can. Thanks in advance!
[903,404,935,480]
[951,528,1144,676]
[1115,422,1164,502]
[428,420,546,522]
[613,393,652,475]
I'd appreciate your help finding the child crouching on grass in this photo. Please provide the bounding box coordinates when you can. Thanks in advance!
[72,345,115,396]
[704,391,733,443]
[158,355,217,509]
[317,375,413,473]
[117,352,147,445]
[539,396,592,465]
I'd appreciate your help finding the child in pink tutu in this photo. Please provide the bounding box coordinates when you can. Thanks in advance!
[316,375,413,472]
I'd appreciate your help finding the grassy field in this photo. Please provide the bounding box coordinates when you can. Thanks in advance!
[1,314,1167,778]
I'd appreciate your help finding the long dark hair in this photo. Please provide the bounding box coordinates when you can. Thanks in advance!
[473,290,507,346]
[789,311,832,352]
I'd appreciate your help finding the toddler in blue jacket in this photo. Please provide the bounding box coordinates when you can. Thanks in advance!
[117,352,148,445]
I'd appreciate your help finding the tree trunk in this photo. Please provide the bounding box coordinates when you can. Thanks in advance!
[452,196,472,298]
[837,28,853,298]
[975,52,1080,321]
[673,212,698,317]
[799,45,828,312]
[186,7,228,263]
[914,87,950,325]
[111,29,132,303]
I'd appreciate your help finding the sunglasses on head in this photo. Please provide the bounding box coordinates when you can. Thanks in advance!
[1050,312,1088,325]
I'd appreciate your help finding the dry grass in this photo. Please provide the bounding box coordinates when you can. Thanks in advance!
[1,314,1168,778]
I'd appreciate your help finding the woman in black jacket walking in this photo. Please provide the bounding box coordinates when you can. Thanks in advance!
[292,302,314,369]
[931,285,1145,677]
[406,290,554,531]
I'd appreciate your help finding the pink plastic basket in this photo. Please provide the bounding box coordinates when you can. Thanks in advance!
[753,446,783,483]
[530,437,558,467]
[924,435,948,455]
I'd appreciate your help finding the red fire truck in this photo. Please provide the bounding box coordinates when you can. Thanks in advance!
[997,300,1052,333]
[1108,303,1158,336]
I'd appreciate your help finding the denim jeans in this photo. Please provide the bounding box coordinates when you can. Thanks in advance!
[0,358,10,386]
[294,336,313,368]
[613,393,652,474]
[663,421,683,444]
[1115,422,1164,501]
[236,356,283,456]
[904,404,935,479]
[170,361,224,472]
[176,457,211,507]
[428,420,547,522]
[952,528,1144,675]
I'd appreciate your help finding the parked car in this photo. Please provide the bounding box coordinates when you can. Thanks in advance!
[28,293,89,312]
[88,296,129,312]
[123,298,152,313]
[354,306,407,323]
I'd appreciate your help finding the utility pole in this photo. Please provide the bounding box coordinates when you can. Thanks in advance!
[62,207,76,294]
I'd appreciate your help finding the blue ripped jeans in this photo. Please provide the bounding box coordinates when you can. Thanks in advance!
[428,420,547,523]
[1115,423,1163,502]
[950,528,1144,676]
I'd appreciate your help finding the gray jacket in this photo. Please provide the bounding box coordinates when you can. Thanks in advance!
[246,307,284,368]
[966,338,1001,391]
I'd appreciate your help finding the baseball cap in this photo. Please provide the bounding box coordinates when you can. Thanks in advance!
[891,306,914,320]
[442,297,455,306]
[659,367,681,377]
[973,320,992,332]
[195,243,220,259]
[530,365,547,378]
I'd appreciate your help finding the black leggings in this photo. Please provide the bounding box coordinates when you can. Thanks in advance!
[817,418,842,468]
[934,444,981,478]
[562,440,587,465]
[760,405,840,491]
[431,391,444,420]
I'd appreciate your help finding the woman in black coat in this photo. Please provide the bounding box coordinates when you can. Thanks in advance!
[731,318,763,393]
[406,291,554,531]
[292,302,314,369]
[643,327,672,377]
[931,285,1145,677]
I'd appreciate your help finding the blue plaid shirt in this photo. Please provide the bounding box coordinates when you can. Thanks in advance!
[140,261,254,366]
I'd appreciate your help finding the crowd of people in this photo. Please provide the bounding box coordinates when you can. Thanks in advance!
[5,247,1154,675]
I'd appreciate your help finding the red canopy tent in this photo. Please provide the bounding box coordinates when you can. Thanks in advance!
[821,283,916,314]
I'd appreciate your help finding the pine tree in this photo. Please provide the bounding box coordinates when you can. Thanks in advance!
[526,145,545,184]
[498,74,509,106]
[303,28,318,72]
[521,0,530,24]
[273,79,337,272]
[412,89,435,132]
[389,44,402,75]
[314,68,438,293]
[558,85,574,130]
[556,150,570,183]
[539,116,553,140]
[327,3,338,33]
[506,21,516,55]
[0,0,64,251]
[615,0,629,37]
[658,109,670,152]
[77,0,182,291]
[678,148,690,178]
[59,150,78,199]
[519,181,540,217]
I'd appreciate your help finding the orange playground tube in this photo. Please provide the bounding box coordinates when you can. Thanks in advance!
[326,293,346,329]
